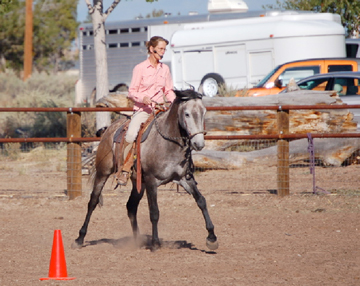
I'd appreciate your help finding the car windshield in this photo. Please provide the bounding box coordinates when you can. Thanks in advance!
[298,78,330,91]
[255,65,281,88]
[279,66,320,86]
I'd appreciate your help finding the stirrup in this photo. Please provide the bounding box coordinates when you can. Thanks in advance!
[116,171,129,186]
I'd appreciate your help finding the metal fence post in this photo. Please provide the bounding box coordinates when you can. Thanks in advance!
[277,107,290,196]
[67,110,82,199]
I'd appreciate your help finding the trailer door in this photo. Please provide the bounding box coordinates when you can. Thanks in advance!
[214,44,247,89]
[183,49,213,86]
[249,51,273,87]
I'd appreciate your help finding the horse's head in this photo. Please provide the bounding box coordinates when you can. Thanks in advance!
[174,89,206,151]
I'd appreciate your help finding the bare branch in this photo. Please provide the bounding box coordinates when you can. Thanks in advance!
[84,0,95,14]
[103,0,121,20]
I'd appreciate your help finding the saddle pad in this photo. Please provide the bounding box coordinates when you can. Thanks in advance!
[113,123,128,143]
[140,120,155,143]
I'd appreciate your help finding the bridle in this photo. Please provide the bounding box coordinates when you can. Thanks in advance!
[151,99,206,148]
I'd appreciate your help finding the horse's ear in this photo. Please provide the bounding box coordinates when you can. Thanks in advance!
[183,82,196,91]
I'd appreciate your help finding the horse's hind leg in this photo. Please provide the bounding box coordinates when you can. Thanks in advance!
[126,176,145,243]
[180,177,218,251]
[72,171,109,249]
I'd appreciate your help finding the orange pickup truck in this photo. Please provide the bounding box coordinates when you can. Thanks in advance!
[246,58,360,97]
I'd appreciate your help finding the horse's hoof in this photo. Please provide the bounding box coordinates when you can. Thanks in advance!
[206,238,219,251]
[150,242,161,252]
[71,240,83,249]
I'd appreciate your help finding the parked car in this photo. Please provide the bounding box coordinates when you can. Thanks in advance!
[245,58,360,97]
[281,71,360,128]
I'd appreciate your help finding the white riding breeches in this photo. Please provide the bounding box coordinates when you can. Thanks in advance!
[125,111,151,143]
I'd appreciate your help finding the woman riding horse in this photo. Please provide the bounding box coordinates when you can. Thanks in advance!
[118,36,175,186]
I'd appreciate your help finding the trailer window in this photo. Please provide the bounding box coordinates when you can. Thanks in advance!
[120,28,129,34]
[132,42,140,47]
[346,44,359,58]
[120,42,129,48]
[89,31,93,36]
[109,43,118,48]
[108,29,118,35]
[131,27,141,33]
[82,31,87,37]
[82,45,93,50]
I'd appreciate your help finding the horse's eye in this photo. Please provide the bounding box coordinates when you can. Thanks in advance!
[185,112,190,118]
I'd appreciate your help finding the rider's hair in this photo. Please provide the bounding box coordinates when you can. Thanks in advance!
[146,36,169,54]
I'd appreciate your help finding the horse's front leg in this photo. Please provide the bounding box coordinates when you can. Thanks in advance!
[145,183,161,251]
[180,177,218,251]
[126,175,145,243]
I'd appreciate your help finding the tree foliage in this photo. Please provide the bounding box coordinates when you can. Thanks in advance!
[145,9,164,18]
[264,0,360,37]
[0,0,26,71]
[0,0,13,14]
[0,0,79,73]
[32,0,79,73]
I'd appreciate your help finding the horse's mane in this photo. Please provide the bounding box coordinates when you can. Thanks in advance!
[173,88,203,102]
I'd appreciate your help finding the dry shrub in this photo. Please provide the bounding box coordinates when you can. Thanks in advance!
[217,84,241,97]
[0,70,94,138]
[1,142,21,160]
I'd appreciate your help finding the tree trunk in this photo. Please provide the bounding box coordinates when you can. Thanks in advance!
[193,138,360,169]
[91,0,111,130]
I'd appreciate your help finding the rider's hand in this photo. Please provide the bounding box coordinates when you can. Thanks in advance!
[143,96,151,105]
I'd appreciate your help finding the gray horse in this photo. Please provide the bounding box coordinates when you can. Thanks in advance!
[72,89,218,251]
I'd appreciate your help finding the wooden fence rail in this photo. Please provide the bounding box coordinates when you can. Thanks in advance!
[1,104,360,198]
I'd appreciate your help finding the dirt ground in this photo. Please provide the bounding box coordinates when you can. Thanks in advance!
[1,165,360,286]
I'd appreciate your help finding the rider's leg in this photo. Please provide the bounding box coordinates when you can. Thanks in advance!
[123,141,133,162]
[117,111,150,186]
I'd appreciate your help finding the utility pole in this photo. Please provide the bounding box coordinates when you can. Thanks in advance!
[23,0,33,81]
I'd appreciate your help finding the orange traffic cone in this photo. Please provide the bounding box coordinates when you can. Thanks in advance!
[40,230,75,281]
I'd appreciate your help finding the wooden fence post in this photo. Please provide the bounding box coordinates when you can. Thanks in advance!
[277,108,290,196]
[67,110,82,199]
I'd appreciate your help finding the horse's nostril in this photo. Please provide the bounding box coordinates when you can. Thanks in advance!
[193,141,204,151]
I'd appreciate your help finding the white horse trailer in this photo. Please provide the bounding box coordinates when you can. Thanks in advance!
[170,12,346,97]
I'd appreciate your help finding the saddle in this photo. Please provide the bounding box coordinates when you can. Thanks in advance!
[113,113,157,191]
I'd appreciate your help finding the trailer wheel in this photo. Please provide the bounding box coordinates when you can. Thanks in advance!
[198,73,225,97]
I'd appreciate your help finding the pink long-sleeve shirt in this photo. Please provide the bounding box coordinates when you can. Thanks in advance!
[128,58,176,113]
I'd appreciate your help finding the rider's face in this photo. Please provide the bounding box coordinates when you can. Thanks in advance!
[154,41,167,58]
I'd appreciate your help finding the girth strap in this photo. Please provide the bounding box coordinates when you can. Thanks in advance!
[136,124,143,193]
